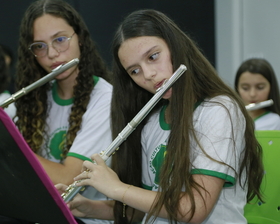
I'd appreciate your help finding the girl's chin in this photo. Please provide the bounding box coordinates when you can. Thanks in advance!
[162,88,172,100]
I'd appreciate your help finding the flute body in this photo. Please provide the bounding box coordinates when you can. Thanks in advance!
[0,58,79,108]
[61,64,187,202]
[245,99,274,111]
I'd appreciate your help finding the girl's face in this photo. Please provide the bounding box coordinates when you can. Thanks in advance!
[118,36,173,99]
[237,71,270,105]
[32,14,80,81]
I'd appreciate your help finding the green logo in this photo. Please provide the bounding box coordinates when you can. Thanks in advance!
[49,130,67,160]
[150,144,167,188]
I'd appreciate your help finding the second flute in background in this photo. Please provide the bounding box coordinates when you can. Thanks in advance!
[61,64,187,202]
[245,99,274,111]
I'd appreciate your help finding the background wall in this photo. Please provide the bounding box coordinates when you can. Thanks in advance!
[1,1,279,95]
[0,0,215,93]
[215,0,280,88]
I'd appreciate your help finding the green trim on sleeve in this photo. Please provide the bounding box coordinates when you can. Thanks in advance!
[3,90,10,94]
[67,152,92,162]
[142,183,153,190]
[191,169,236,187]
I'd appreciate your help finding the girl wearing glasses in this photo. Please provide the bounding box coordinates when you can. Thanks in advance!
[14,0,112,224]
[235,58,280,130]
[57,9,264,224]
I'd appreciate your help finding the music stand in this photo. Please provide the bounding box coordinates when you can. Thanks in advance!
[0,108,77,224]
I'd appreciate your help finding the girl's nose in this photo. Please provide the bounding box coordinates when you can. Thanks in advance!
[47,44,60,58]
[142,65,156,80]
[248,88,257,97]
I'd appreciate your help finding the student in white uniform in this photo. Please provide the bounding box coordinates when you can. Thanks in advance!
[57,9,264,224]
[13,0,113,224]
[235,58,280,130]
[0,47,16,119]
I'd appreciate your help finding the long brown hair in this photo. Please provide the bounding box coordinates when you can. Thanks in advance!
[111,9,263,223]
[15,0,110,157]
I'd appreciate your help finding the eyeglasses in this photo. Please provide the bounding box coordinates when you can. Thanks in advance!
[29,32,75,57]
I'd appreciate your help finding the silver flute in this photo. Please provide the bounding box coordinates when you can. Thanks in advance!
[245,99,274,111]
[0,58,79,108]
[61,64,187,202]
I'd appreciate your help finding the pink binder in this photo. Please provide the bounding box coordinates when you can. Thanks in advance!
[0,108,77,224]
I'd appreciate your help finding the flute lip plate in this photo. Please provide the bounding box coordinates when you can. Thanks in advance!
[51,64,63,71]
[156,79,168,93]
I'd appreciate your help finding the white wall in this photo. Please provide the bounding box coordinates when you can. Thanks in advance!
[215,0,280,88]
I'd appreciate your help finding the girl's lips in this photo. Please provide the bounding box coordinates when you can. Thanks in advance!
[51,62,65,70]
[155,79,166,90]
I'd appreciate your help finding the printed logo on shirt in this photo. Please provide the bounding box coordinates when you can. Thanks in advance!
[48,126,68,160]
[149,139,168,190]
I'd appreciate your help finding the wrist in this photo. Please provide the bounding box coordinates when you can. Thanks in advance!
[112,183,131,203]
[120,184,132,218]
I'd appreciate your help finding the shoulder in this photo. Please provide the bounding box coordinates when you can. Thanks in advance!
[194,95,245,128]
[90,77,112,100]
[197,95,241,115]
[94,77,112,91]
[0,92,11,102]
[255,112,280,130]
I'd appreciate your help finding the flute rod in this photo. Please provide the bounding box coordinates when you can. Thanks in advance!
[0,58,79,108]
[100,64,187,161]
[245,99,274,111]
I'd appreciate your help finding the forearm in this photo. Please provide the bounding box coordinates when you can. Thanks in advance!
[112,178,222,224]
[112,184,167,217]
[35,154,82,185]
[82,200,115,220]
[76,156,224,223]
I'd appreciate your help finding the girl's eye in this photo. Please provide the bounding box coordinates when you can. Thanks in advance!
[131,68,140,75]
[241,86,249,91]
[54,36,67,43]
[149,52,159,60]
[257,85,265,90]
[34,43,47,50]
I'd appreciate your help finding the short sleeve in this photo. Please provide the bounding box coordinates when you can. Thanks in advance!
[191,96,246,187]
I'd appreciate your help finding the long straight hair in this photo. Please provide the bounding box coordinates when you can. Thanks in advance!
[111,9,263,224]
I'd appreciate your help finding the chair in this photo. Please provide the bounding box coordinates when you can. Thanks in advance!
[244,130,280,224]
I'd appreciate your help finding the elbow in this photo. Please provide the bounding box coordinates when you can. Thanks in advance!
[179,211,209,224]
[180,217,205,224]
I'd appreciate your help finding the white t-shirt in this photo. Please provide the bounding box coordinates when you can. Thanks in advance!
[0,91,16,119]
[254,111,280,130]
[141,96,247,224]
[40,76,113,224]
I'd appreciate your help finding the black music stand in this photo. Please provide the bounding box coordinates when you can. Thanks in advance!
[0,108,77,224]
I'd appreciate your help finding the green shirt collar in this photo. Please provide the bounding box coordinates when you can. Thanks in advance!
[52,76,99,106]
